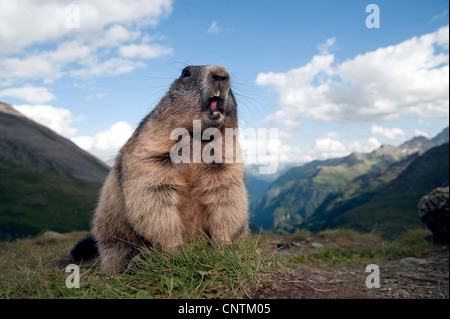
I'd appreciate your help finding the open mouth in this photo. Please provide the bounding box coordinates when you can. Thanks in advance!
[209,96,222,119]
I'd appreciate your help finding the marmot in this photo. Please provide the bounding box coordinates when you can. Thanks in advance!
[72,65,249,273]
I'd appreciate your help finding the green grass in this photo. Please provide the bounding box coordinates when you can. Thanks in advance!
[0,164,101,239]
[0,234,277,299]
[122,237,278,299]
[282,228,437,269]
[0,228,440,299]
[288,229,312,241]
[317,228,362,238]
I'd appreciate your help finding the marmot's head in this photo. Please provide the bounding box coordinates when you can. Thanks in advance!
[163,65,237,130]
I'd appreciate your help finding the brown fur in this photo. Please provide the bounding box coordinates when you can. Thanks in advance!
[91,65,249,273]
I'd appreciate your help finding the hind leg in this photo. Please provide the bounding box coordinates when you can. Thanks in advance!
[97,240,136,273]
[125,199,185,252]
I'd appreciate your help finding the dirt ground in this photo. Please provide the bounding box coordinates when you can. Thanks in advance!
[32,231,450,299]
[248,238,449,299]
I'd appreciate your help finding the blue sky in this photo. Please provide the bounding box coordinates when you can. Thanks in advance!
[0,0,448,169]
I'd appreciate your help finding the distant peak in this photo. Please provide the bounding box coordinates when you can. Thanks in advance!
[431,126,449,145]
[372,144,397,155]
[0,101,26,118]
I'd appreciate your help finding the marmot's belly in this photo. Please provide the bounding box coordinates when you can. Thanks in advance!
[175,172,212,238]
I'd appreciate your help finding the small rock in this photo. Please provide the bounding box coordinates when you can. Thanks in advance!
[418,187,449,243]
[400,257,431,267]
[401,291,410,298]
[310,242,324,249]
[328,279,343,284]
[276,241,302,249]
[380,264,401,270]
[379,288,389,292]
[312,275,327,283]
[276,241,292,249]
[39,231,68,240]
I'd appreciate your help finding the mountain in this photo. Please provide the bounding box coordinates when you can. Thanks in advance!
[399,136,434,155]
[245,173,272,203]
[0,102,109,183]
[0,102,110,239]
[311,143,449,238]
[250,144,406,232]
[397,127,449,155]
[430,126,449,145]
[303,153,419,232]
[250,126,449,234]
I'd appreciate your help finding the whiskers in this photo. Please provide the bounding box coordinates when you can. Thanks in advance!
[231,80,269,124]
[135,62,191,111]
[133,74,174,111]
[134,66,270,126]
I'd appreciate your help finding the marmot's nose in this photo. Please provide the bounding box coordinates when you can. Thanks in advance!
[209,65,230,83]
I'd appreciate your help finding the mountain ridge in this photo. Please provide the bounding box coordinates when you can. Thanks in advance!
[0,102,110,239]
[1,101,110,184]
[250,126,449,236]
[319,142,449,238]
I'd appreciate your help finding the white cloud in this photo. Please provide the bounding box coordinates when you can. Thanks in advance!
[413,129,429,138]
[0,41,90,81]
[265,110,303,127]
[302,136,381,163]
[431,10,448,22]
[317,37,336,55]
[14,104,78,137]
[256,54,335,124]
[0,0,173,82]
[311,137,347,159]
[0,0,173,55]
[71,121,133,162]
[0,56,62,82]
[50,41,92,64]
[240,127,382,167]
[256,25,449,126]
[348,137,382,154]
[118,43,173,59]
[85,93,106,100]
[207,21,221,34]
[70,58,147,78]
[277,127,301,140]
[96,24,141,48]
[322,131,341,139]
[315,136,381,160]
[0,86,56,104]
[371,125,407,140]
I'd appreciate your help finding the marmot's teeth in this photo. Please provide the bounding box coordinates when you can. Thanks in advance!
[214,89,221,97]
[213,111,219,116]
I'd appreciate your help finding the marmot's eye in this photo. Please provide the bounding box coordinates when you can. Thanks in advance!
[181,68,191,77]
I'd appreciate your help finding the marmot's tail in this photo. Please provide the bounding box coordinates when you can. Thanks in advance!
[71,235,98,261]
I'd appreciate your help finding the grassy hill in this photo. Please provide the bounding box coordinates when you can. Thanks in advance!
[0,105,109,184]
[250,127,449,236]
[317,143,449,238]
[0,102,108,239]
[0,163,101,239]
[304,153,419,232]
[250,145,406,232]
